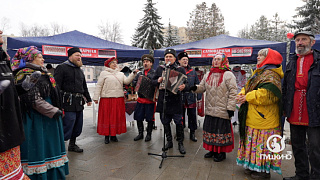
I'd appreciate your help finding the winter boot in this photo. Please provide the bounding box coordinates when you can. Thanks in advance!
[204,151,216,158]
[175,124,185,141]
[105,136,110,144]
[190,130,197,142]
[213,152,226,162]
[163,124,173,151]
[145,121,153,142]
[177,124,186,154]
[68,138,83,153]
[134,121,144,141]
[110,136,118,142]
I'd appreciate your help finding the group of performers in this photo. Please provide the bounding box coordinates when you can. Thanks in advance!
[93,48,239,158]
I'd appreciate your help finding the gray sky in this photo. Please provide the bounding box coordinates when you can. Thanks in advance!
[1,0,305,45]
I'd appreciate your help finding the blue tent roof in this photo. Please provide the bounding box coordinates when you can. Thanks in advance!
[154,34,287,66]
[6,30,149,65]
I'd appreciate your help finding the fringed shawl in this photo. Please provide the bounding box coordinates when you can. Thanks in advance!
[14,64,61,114]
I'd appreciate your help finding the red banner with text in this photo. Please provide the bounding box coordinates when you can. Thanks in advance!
[42,45,116,58]
[185,47,253,58]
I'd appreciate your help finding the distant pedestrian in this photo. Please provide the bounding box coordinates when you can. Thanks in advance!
[231,66,246,125]
[46,63,55,75]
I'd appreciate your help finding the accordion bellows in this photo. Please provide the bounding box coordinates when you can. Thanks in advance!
[134,75,157,102]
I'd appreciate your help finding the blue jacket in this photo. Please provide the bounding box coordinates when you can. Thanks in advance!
[282,49,320,127]
[182,66,202,105]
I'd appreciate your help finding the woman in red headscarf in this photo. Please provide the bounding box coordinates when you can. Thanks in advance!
[236,48,284,179]
[191,53,237,162]
[93,57,138,144]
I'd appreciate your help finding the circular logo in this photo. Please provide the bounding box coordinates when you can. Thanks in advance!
[266,135,285,153]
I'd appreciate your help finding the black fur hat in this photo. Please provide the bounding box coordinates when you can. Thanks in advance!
[67,47,81,57]
[177,52,189,60]
[164,49,176,57]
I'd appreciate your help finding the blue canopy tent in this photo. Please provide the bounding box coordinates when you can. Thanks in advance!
[289,34,320,54]
[154,35,287,68]
[6,30,149,66]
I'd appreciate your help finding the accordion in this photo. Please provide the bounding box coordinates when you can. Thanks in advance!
[134,75,157,102]
[159,69,187,94]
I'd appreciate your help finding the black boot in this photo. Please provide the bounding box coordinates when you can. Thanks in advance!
[177,124,186,154]
[105,136,109,144]
[213,152,226,162]
[190,130,197,142]
[145,121,153,142]
[68,138,83,153]
[204,151,215,158]
[163,124,173,150]
[134,121,144,141]
[110,136,118,142]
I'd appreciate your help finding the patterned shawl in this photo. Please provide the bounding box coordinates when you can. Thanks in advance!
[238,65,282,140]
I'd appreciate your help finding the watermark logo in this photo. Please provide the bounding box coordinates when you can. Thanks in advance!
[260,135,292,160]
[267,135,285,153]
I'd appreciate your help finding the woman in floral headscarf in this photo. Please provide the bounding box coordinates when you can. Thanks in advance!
[12,46,69,179]
[191,53,237,162]
[236,48,283,179]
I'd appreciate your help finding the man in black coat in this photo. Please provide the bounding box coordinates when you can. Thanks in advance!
[152,49,187,154]
[54,47,92,153]
[283,31,320,180]
[132,54,156,142]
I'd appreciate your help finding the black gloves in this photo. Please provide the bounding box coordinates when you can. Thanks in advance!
[190,86,197,91]
[53,110,63,120]
[227,110,234,118]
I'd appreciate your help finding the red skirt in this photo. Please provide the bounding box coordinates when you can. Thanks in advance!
[203,124,234,153]
[0,146,30,180]
[97,97,127,136]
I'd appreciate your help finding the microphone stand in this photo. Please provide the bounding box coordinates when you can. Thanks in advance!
[148,64,184,168]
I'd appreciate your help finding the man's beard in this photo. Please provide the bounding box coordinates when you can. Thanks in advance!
[296,43,312,55]
[71,59,83,67]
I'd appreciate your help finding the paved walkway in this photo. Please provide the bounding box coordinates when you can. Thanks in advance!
[65,86,295,180]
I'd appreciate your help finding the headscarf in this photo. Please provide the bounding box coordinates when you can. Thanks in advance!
[256,48,283,69]
[206,53,231,87]
[11,46,41,71]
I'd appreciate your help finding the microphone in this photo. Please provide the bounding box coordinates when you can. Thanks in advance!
[165,62,171,67]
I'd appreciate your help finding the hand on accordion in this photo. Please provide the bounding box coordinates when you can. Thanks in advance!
[178,84,185,91]
[158,77,163,83]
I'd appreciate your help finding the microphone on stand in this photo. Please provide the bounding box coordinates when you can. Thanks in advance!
[165,62,171,67]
